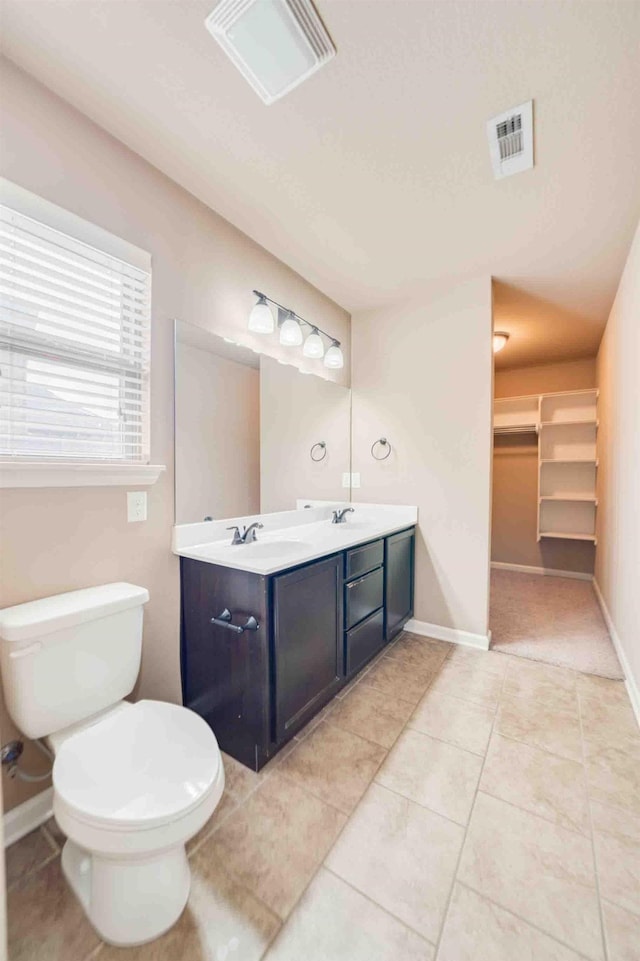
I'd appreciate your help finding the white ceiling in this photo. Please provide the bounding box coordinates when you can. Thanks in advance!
[2,0,640,367]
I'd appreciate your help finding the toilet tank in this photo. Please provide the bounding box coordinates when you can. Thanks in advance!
[0,583,149,739]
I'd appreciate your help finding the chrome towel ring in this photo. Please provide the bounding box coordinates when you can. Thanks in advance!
[310,441,327,462]
[371,437,392,460]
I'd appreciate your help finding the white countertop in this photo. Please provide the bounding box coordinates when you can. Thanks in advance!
[172,503,417,575]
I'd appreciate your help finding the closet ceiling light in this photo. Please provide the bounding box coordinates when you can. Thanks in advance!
[279,312,304,347]
[248,295,274,333]
[493,331,510,354]
[303,328,325,359]
[323,342,344,370]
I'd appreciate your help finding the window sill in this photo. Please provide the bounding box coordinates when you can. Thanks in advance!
[0,462,166,489]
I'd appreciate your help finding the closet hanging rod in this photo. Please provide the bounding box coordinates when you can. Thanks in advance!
[493,425,538,435]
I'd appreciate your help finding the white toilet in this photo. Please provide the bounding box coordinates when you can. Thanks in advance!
[0,582,225,947]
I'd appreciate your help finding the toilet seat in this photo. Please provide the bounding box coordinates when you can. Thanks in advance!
[53,700,223,851]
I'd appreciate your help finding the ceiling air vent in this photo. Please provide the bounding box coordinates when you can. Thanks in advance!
[205,0,336,105]
[487,100,534,180]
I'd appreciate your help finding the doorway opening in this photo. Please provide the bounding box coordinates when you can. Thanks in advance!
[488,282,622,678]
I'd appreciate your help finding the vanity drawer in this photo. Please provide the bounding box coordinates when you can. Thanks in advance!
[345,539,384,581]
[345,608,384,676]
[345,566,384,630]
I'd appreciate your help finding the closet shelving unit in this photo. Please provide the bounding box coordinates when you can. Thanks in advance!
[494,388,599,544]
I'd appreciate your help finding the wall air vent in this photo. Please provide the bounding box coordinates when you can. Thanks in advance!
[205,0,336,105]
[487,100,534,180]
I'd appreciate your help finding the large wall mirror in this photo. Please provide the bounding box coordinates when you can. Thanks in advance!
[174,320,351,524]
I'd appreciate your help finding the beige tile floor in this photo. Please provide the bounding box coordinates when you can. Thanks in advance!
[5,632,640,961]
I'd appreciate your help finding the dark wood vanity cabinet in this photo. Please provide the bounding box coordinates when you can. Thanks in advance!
[385,527,415,640]
[180,526,415,770]
[273,554,343,742]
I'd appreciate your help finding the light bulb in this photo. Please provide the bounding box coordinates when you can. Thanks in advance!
[248,295,274,334]
[279,313,303,346]
[493,331,509,354]
[303,328,325,359]
[323,342,344,369]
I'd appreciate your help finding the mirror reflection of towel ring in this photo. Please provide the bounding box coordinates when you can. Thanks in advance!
[310,441,327,462]
[371,437,391,460]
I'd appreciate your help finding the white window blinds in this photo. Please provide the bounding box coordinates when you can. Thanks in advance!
[0,197,151,463]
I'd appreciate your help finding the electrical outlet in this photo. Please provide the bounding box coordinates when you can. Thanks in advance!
[127,491,147,523]
[342,472,361,489]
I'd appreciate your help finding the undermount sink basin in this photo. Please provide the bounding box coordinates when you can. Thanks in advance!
[328,521,376,532]
[238,540,312,558]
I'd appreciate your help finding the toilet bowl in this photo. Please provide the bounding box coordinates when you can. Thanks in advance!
[0,583,225,947]
[51,699,224,946]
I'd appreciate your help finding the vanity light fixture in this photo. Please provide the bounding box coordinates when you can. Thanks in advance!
[323,341,344,369]
[248,294,275,334]
[493,331,510,354]
[249,290,344,370]
[279,311,303,347]
[303,327,325,359]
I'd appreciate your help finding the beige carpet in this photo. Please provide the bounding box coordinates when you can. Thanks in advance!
[490,569,624,679]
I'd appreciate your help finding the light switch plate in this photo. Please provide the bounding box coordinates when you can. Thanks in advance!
[351,472,361,489]
[127,491,147,522]
[341,472,351,488]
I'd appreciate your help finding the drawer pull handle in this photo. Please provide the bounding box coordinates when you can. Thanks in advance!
[211,609,259,633]
[347,567,382,588]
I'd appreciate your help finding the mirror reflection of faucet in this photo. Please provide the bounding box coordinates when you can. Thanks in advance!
[227,522,264,545]
[331,507,355,525]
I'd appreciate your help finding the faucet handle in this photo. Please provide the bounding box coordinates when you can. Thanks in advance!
[226,525,243,545]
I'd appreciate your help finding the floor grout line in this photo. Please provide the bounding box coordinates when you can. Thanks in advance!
[430,652,509,960]
[322,863,438,950]
[577,688,612,961]
[400,724,493,760]
[456,879,598,961]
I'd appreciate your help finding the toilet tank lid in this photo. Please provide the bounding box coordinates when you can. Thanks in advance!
[0,583,149,643]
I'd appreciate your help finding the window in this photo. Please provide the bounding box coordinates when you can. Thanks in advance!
[0,185,152,466]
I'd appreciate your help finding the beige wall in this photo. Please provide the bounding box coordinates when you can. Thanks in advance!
[494,358,597,398]
[175,344,260,524]
[351,278,493,638]
[596,220,640,695]
[0,58,350,812]
[260,357,351,513]
[492,358,597,574]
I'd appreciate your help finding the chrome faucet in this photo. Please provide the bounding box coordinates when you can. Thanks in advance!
[227,522,264,545]
[331,507,355,524]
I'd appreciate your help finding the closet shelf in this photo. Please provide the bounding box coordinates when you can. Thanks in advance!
[540,458,598,465]
[539,495,597,503]
[539,531,597,543]
[540,419,598,428]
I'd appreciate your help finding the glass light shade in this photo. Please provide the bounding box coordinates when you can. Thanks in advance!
[248,297,274,334]
[323,342,344,369]
[303,328,325,359]
[279,314,303,346]
[493,332,509,354]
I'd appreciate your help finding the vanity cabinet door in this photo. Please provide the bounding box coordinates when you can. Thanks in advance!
[385,528,415,641]
[273,554,343,743]
[180,557,271,770]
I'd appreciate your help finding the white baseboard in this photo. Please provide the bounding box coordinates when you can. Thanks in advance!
[491,561,593,581]
[593,579,640,729]
[405,618,490,651]
[3,787,53,848]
